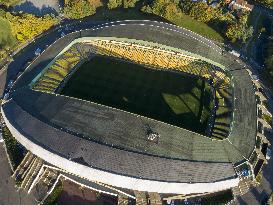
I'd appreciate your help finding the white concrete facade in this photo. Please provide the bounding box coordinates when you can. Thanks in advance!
[1,106,239,195]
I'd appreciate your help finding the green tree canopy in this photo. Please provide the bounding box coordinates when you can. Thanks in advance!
[0,0,21,7]
[107,0,139,9]
[107,0,122,9]
[62,0,96,19]
[189,2,216,23]
[0,17,15,48]
[225,13,253,43]
[265,40,273,73]
[5,12,59,42]
[254,0,273,9]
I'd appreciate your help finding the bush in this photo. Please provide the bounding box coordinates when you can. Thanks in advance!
[256,171,263,184]
[43,181,63,205]
[262,113,272,125]
[2,126,25,169]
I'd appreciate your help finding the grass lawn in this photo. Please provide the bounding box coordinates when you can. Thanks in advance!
[61,55,212,134]
[166,12,224,42]
[87,7,224,42]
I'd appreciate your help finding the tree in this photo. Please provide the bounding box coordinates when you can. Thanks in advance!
[225,13,253,43]
[189,3,216,23]
[107,0,139,9]
[265,40,273,74]
[5,12,59,42]
[143,0,177,16]
[164,2,180,19]
[254,0,273,9]
[124,0,139,8]
[62,0,96,19]
[180,0,194,14]
[0,17,15,48]
[0,0,21,7]
[107,0,122,9]
[225,23,253,43]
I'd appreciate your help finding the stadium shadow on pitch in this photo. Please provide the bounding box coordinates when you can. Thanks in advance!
[60,55,213,135]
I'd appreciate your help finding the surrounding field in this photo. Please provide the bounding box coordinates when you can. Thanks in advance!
[61,55,213,134]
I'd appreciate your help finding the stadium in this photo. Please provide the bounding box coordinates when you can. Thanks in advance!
[1,20,259,196]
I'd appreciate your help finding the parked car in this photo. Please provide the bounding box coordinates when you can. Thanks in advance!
[266,148,272,160]
[7,80,14,89]
[229,50,240,57]
[35,48,41,56]
[252,75,259,82]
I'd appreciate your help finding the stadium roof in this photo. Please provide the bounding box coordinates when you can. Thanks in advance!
[3,97,236,183]
[10,87,244,163]
[2,21,257,186]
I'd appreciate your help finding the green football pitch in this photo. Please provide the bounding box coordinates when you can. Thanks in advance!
[61,55,213,134]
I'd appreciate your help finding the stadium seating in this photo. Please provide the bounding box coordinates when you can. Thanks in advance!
[32,43,87,92]
[85,39,230,85]
[33,39,231,93]
[31,39,233,140]
[211,86,233,140]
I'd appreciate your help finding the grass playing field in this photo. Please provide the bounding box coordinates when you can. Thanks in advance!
[61,55,213,134]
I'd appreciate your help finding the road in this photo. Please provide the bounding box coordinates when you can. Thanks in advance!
[0,143,37,205]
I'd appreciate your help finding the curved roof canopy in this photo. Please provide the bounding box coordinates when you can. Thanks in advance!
[2,21,257,190]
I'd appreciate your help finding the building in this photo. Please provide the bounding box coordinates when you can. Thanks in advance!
[0,20,264,199]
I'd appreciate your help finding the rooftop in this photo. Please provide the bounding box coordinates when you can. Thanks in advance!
[2,21,257,183]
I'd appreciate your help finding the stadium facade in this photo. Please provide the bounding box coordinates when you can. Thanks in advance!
[1,21,258,195]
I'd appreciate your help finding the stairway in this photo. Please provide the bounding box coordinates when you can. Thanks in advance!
[21,157,43,191]
[134,191,148,205]
[148,192,162,205]
[118,194,129,205]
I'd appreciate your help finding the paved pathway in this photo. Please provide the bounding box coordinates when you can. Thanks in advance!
[0,143,37,205]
